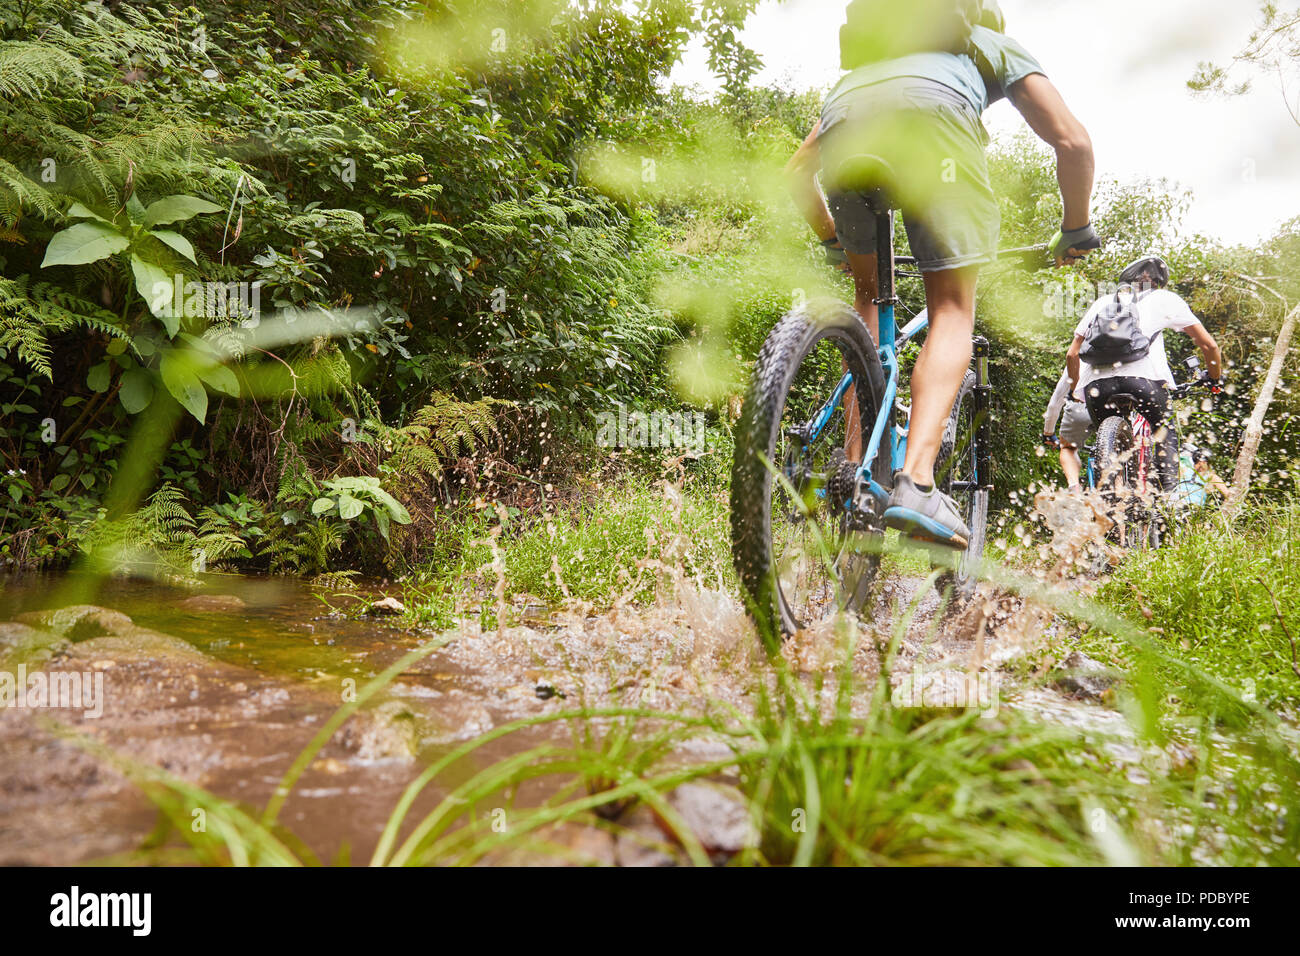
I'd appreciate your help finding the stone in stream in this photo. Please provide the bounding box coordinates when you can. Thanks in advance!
[338,699,421,762]
[1053,650,1117,700]
[0,621,71,669]
[614,804,685,867]
[63,628,214,666]
[657,782,756,860]
[177,594,248,613]
[367,596,406,616]
[15,605,134,642]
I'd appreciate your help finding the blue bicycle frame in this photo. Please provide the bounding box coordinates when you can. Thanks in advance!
[801,207,921,509]
[800,206,992,515]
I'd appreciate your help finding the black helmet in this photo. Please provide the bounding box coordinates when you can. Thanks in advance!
[1193,447,1211,464]
[1118,255,1170,288]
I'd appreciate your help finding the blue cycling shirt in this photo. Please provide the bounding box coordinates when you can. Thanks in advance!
[824,26,1046,118]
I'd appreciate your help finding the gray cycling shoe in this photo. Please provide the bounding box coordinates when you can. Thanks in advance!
[883,473,970,549]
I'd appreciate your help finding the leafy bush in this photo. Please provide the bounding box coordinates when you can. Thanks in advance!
[0,0,759,571]
[1097,499,1300,711]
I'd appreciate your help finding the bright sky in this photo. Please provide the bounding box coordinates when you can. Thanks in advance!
[670,0,1300,245]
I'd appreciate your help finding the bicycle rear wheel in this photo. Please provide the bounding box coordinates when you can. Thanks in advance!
[730,300,889,645]
[935,370,988,598]
[1095,415,1140,546]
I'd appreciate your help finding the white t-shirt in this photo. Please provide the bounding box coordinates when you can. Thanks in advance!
[1072,289,1202,401]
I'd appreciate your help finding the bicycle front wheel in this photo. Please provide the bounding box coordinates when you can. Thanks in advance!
[730,300,889,645]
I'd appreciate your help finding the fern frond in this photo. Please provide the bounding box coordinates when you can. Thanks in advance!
[0,158,61,225]
[0,41,83,99]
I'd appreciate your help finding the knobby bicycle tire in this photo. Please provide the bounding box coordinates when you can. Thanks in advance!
[730,300,889,646]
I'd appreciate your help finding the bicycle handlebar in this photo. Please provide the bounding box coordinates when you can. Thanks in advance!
[893,244,1050,270]
[996,244,1051,267]
[1169,377,1218,400]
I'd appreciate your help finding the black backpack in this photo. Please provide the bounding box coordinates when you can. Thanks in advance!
[839,0,984,70]
[1079,289,1159,366]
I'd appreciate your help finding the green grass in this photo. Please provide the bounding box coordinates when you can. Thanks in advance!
[1091,500,1300,714]
[404,475,733,629]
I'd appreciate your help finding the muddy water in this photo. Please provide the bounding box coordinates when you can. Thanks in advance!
[0,569,930,863]
[0,573,527,864]
[0,573,391,679]
[0,507,1130,866]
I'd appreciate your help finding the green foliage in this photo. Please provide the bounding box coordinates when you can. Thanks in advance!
[1188,2,1300,104]
[378,391,509,485]
[1096,499,1300,711]
[312,475,411,541]
[403,477,732,628]
[0,0,764,570]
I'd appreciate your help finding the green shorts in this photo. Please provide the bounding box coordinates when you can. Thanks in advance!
[819,77,1000,272]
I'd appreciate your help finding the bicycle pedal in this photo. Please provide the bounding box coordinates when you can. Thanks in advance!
[891,526,969,553]
[912,535,967,551]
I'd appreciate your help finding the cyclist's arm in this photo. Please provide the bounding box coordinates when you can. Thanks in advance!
[786,121,837,243]
[1066,335,1085,395]
[1209,471,1231,497]
[1043,371,1070,435]
[1185,322,1223,380]
[1006,74,1094,235]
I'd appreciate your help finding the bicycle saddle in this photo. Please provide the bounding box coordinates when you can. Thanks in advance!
[827,152,897,214]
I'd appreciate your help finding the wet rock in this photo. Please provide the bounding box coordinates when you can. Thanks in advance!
[1053,650,1117,700]
[891,667,996,715]
[533,822,618,866]
[340,700,420,761]
[0,621,70,668]
[62,628,211,666]
[659,782,755,860]
[614,804,683,867]
[420,702,494,745]
[16,605,134,642]
[367,597,406,616]
[177,594,247,613]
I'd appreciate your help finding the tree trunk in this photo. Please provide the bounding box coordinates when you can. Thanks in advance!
[1225,301,1299,515]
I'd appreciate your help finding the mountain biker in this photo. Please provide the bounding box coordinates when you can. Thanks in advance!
[1066,255,1224,492]
[785,1,1098,548]
[1172,445,1230,507]
[1042,366,1092,492]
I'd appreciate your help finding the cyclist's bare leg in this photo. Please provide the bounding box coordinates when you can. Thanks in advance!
[901,265,978,487]
[1061,444,1083,488]
[842,249,879,462]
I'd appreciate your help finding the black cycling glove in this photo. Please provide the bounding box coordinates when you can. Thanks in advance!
[822,237,849,269]
[1049,224,1101,262]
